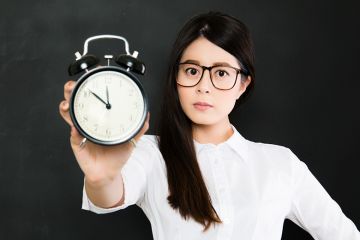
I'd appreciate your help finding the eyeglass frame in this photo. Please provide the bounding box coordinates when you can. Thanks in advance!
[176,62,249,90]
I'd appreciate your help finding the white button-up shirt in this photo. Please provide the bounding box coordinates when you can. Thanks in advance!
[82,127,360,240]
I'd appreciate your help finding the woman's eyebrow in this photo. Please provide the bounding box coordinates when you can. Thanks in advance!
[180,59,233,67]
[181,59,200,64]
[212,62,233,67]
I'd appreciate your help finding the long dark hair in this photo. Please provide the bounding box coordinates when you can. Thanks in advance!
[157,11,255,230]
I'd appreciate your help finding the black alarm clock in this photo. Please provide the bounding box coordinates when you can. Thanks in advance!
[68,35,147,146]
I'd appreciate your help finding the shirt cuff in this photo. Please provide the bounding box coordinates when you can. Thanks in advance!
[81,179,128,214]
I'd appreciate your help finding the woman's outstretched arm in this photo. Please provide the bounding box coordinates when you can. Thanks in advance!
[59,80,150,208]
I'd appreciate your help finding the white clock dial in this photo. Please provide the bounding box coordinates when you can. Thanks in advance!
[73,70,145,143]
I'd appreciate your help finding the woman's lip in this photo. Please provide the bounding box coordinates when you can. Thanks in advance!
[193,102,213,110]
[194,102,213,107]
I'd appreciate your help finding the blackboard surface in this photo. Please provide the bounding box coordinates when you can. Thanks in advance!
[0,0,359,239]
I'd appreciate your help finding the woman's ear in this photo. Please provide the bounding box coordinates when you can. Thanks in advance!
[237,75,252,99]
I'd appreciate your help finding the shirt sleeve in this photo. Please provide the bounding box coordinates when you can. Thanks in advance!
[286,150,360,240]
[81,135,157,214]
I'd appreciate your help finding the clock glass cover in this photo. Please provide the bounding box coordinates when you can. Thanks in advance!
[72,68,146,144]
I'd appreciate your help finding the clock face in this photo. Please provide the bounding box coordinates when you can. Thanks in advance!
[71,68,146,144]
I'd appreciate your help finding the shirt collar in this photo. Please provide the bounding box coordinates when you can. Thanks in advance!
[225,125,249,162]
[194,125,249,162]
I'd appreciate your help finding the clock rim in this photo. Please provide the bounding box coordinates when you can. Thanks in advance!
[69,65,148,146]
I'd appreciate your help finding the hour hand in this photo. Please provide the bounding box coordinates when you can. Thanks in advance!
[89,89,111,109]
[89,90,107,105]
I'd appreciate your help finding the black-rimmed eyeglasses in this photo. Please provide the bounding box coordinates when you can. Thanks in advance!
[176,62,248,90]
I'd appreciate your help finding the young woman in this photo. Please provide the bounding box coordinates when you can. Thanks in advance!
[59,12,359,240]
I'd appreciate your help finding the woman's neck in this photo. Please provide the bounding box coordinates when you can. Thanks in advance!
[192,118,233,145]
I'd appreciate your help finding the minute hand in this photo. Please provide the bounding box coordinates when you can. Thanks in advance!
[106,86,110,105]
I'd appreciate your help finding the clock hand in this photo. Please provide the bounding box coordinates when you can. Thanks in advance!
[105,86,111,109]
[89,90,109,108]
[106,86,110,105]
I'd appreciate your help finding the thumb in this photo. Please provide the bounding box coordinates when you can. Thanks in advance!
[70,126,85,150]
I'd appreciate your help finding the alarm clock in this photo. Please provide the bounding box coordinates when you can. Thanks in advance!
[68,35,147,146]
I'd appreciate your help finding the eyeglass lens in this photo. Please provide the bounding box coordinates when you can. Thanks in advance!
[177,63,239,90]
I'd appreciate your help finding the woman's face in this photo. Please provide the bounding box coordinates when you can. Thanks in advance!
[177,37,251,127]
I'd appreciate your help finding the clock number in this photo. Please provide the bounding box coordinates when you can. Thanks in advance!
[105,77,112,84]
[106,129,111,138]
[77,103,84,109]
[119,124,125,134]
[83,90,89,98]
[129,89,134,96]
[133,102,139,109]
[93,124,98,132]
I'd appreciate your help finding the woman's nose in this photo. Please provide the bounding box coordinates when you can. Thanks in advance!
[196,70,212,93]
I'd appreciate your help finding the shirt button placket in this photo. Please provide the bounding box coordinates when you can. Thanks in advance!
[210,148,233,240]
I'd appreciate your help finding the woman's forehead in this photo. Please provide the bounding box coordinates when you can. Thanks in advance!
[180,37,240,68]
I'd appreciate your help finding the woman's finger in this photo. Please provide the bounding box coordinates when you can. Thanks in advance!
[70,126,85,151]
[59,100,74,127]
[64,81,76,101]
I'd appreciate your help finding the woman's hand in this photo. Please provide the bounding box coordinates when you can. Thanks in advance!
[59,80,150,187]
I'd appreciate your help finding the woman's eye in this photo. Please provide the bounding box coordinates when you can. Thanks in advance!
[215,70,229,77]
[186,68,199,76]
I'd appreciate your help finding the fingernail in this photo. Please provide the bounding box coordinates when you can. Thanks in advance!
[63,102,69,109]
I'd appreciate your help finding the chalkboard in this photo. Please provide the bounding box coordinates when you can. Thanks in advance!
[0,0,359,239]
